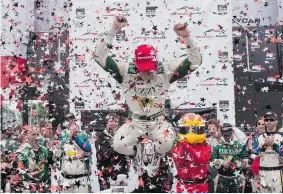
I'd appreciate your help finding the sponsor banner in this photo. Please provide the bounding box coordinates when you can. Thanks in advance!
[69,0,235,126]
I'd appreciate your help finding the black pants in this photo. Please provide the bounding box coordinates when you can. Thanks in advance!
[243,169,253,193]
[244,179,253,193]
[1,173,6,192]
[208,168,218,192]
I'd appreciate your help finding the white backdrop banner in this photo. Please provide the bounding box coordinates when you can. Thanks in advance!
[69,0,234,192]
[69,0,235,125]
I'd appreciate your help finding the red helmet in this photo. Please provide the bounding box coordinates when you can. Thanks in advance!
[134,44,158,72]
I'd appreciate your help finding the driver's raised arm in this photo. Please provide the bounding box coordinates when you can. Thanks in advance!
[166,23,202,83]
[94,16,128,84]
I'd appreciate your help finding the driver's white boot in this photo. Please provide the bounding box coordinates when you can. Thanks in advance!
[132,142,164,177]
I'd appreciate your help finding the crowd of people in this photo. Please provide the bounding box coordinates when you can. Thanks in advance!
[0,113,91,193]
[1,15,283,193]
[1,111,282,193]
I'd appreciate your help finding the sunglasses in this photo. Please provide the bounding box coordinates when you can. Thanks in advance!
[191,127,206,134]
[264,119,275,122]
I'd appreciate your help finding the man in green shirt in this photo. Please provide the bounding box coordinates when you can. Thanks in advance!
[210,123,249,193]
[37,120,54,147]
[11,127,53,193]
[1,125,22,192]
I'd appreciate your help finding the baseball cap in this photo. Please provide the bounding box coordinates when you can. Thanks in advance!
[221,123,233,136]
[264,111,278,120]
[134,44,158,72]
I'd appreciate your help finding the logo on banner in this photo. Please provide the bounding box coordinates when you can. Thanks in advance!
[265,28,275,37]
[215,28,228,38]
[76,8,86,19]
[188,6,202,15]
[196,34,214,39]
[232,29,242,38]
[218,52,228,63]
[71,31,102,42]
[200,77,228,87]
[266,52,276,60]
[171,6,188,16]
[234,18,260,25]
[251,65,263,72]
[134,28,166,40]
[74,55,87,67]
[251,41,260,49]
[104,7,130,17]
[216,78,228,86]
[217,4,228,15]
[75,99,85,110]
[233,53,243,62]
[171,6,202,16]
[176,77,187,89]
[267,76,277,82]
[146,6,158,16]
[219,100,229,112]
[198,28,228,39]
[74,79,91,88]
[116,30,126,41]
[75,84,90,88]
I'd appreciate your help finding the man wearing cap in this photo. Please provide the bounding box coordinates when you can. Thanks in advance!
[210,123,249,193]
[94,16,201,169]
[252,111,283,193]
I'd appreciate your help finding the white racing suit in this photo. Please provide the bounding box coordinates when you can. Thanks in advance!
[252,132,283,193]
[94,28,202,156]
[59,131,92,193]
